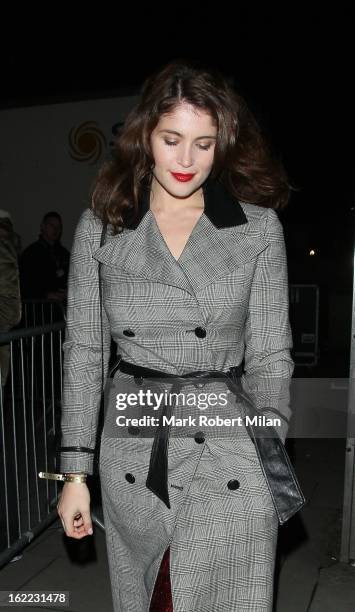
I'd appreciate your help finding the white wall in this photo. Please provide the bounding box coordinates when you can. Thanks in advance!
[0,95,139,250]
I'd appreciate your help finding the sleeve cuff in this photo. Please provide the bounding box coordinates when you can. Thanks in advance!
[59,451,95,475]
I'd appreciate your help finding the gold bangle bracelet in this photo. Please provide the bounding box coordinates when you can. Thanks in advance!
[38,471,87,483]
[64,475,87,483]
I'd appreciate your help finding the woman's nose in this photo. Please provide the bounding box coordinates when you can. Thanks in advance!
[177,145,194,167]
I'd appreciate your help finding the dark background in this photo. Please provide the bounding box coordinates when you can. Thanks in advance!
[1,7,354,373]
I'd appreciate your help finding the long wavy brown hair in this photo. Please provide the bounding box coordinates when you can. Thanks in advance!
[91,59,294,233]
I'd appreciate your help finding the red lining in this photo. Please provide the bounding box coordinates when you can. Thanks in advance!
[149,547,173,612]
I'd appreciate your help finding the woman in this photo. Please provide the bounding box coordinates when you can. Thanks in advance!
[56,60,299,611]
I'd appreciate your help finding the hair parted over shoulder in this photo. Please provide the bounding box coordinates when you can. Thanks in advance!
[91,59,294,233]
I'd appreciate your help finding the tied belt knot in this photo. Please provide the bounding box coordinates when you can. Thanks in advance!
[111,356,306,525]
[114,357,243,510]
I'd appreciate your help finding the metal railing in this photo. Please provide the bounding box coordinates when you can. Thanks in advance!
[20,299,66,328]
[0,322,64,568]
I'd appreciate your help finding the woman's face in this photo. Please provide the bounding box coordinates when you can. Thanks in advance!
[150,101,217,198]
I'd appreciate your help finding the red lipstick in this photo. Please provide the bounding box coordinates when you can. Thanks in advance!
[171,172,195,182]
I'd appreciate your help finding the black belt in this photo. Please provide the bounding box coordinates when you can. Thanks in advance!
[115,358,243,510]
[113,357,306,525]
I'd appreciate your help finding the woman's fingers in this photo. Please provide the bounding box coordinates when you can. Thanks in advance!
[73,515,83,526]
[56,502,89,537]
[59,511,92,538]
[57,482,92,539]
[81,509,93,535]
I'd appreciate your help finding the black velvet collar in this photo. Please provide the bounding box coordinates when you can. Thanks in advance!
[127,175,248,230]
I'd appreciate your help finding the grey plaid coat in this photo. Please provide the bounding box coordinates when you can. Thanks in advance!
[60,177,294,611]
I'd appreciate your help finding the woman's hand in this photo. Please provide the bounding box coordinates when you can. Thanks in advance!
[57,482,93,539]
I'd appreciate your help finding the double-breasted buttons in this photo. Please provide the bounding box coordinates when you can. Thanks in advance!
[125,473,135,484]
[194,431,205,444]
[227,479,240,490]
[127,425,140,436]
[123,328,135,337]
[194,326,206,338]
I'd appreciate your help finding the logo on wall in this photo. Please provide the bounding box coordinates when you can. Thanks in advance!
[68,121,107,164]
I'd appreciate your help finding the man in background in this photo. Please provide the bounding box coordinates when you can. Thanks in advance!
[20,211,70,301]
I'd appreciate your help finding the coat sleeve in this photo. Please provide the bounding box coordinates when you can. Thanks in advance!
[241,207,294,444]
[59,209,111,474]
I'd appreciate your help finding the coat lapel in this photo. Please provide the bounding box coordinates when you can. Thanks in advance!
[92,176,268,295]
[93,210,195,294]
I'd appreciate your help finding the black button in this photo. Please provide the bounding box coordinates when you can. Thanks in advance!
[194,431,205,444]
[227,479,240,490]
[123,329,135,337]
[134,376,144,385]
[195,327,206,338]
[127,425,140,436]
[125,473,135,484]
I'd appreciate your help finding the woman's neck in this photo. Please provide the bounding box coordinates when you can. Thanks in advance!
[149,176,204,216]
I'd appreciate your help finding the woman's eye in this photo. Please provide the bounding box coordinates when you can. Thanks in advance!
[163,139,213,151]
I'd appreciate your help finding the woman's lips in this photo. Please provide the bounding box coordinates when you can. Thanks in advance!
[170,172,195,182]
